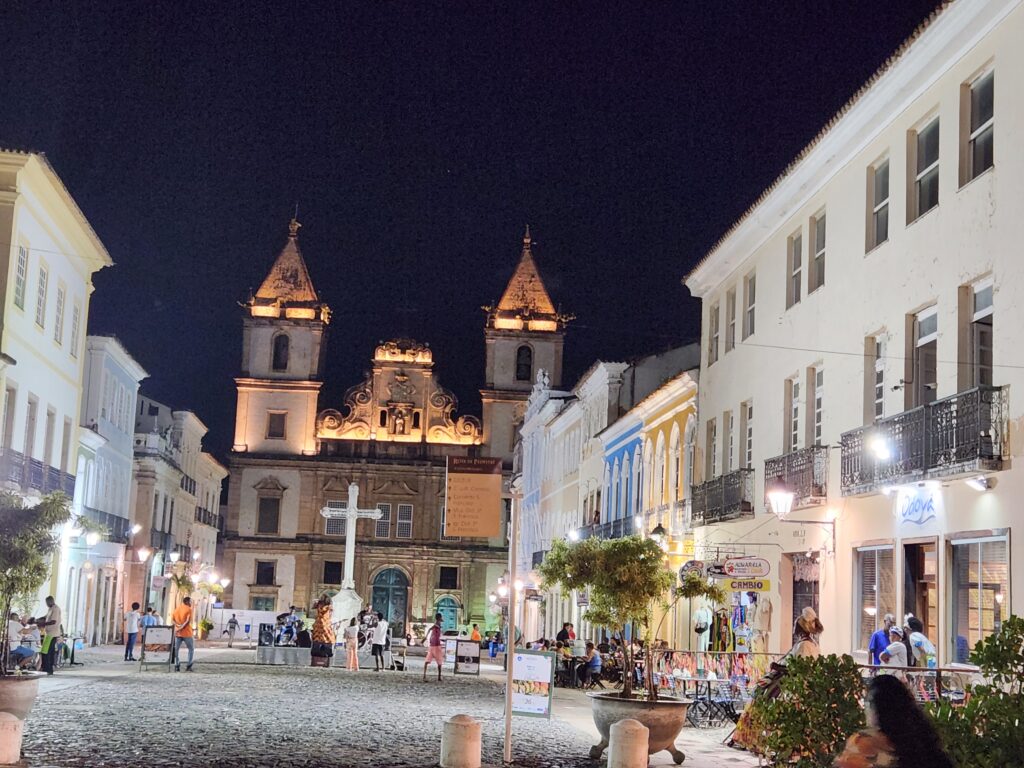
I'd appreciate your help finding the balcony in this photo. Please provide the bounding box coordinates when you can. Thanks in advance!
[691,468,754,526]
[82,505,131,542]
[580,516,634,540]
[0,449,75,497]
[194,506,220,528]
[764,445,829,509]
[841,385,1007,496]
[150,529,176,552]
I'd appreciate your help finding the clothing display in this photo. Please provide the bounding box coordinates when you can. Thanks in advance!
[693,605,713,652]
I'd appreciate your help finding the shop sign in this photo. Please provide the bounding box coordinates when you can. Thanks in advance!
[681,536,695,558]
[723,557,771,578]
[576,589,589,607]
[896,488,938,526]
[727,578,771,592]
[679,560,705,579]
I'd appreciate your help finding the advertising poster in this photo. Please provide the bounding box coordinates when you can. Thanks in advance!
[445,638,458,665]
[444,456,503,537]
[510,650,555,719]
[140,625,174,668]
[454,640,480,675]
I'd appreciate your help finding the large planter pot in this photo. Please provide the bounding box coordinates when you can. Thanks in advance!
[588,691,692,764]
[0,674,40,764]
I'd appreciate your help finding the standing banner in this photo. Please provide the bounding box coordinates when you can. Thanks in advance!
[445,457,503,537]
[139,625,174,671]
[444,638,458,665]
[454,640,481,675]
[509,650,555,719]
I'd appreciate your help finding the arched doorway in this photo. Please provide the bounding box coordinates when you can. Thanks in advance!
[435,596,459,633]
[371,568,409,637]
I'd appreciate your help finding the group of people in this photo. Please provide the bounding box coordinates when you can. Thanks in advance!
[5,596,63,674]
[868,613,937,673]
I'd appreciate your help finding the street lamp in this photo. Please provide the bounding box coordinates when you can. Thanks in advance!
[137,547,151,563]
[130,523,142,535]
[766,477,796,520]
[497,583,509,599]
[192,551,201,561]
[489,592,497,604]
[85,531,100,547]
[209,572,219,584]
[568,529,580,542]
[169,551,180,563]
[220,578,231,589]
[650,521,668,551]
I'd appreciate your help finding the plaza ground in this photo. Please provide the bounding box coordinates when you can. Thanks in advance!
[19,643,757,768]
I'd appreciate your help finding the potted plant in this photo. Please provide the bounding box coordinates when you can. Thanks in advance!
[0,492,71,764]
[538,535,726,764]
[198,618,215,640]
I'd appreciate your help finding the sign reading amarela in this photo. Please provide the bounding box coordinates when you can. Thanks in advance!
[444,456,503,537]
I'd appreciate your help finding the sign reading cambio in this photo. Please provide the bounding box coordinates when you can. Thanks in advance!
[723,557,771,579]
[444,456,503,537]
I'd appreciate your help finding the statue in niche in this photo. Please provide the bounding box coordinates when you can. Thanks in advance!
[392,408,408,436]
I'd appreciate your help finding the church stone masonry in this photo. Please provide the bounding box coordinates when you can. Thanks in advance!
[222,222,568,636]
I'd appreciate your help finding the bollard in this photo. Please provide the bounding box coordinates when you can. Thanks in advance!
[440,714,482,768]
[608,718,649,768]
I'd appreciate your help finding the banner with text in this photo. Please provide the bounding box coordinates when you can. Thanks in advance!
[445,456,503,537]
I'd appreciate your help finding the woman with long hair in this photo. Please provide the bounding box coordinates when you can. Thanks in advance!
[834,674,953,768]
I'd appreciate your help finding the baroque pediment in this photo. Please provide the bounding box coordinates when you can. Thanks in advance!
[253,475,288,493]
[371,479,418,496]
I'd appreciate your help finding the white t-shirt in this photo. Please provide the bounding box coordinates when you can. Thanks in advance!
[45,605,62,635]
[372,620,389,645]
[883,641,907,668]
[125,610,141,634]
[7,619,21,646]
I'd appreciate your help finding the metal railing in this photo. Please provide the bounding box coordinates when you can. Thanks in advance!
[0,448,76,496]
[690,468,754,526]
[194,506,220,528]
[150,529,176,552]
[841,385,1006,495]
[764,445,829,508]
[82,505,131,542]
[580,516,635,540]
[858,664,984,706]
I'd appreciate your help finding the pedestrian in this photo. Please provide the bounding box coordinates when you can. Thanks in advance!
[834,674,953,768]
[470,623,481,642]
[879,625,907,673]
[39,596,62,675]
[311,595,334,665]
[124,602,141,661]
[906,616,937,668]
[868,613,895,665]
[423,612,444,681]
[344,617,360,670]
[172,596,195,672]
[151,607,163,624]
[371,611,389,671]
[556,622,571,643]
[226,614,239,647]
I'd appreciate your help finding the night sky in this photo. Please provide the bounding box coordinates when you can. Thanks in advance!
[4,2,940,458]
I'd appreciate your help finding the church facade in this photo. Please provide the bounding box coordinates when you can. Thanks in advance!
[221,221,567,637]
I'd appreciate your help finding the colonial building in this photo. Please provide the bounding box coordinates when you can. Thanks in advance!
[0,150,112,608]
[685,0,1022,662]
[223,222,561,636]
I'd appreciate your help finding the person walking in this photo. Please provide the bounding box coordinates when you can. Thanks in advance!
[868,613,895,665]
[834,674,953,768]
[172,596,195,672]
[371,611,389,671]
[39,596,62,675]
[124,602,142,661]
[423,613,444,681]
[344,618,360,670]
[226,614,239,647]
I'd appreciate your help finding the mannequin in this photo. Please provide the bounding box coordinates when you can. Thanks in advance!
[693,601,713,652]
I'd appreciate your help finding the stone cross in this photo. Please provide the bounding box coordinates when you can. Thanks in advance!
[319,483,382,590]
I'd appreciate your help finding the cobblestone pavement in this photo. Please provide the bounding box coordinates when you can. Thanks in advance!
[20,647,757,768]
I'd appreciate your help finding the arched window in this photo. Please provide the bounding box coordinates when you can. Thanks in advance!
[669,423,681,502]
[272,334,290,371]
[515,345,533,382]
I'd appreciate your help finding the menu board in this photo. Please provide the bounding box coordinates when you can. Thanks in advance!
[445,638,458,664]
[509,650,555,719]
[454,640,480,675]
[140,625,174,668]
[445,457,502,537]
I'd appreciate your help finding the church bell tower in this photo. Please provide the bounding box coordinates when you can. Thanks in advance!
[482,226,570,462]
[233,218,331,456]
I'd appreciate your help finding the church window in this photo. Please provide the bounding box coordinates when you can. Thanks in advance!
[254,560,276,585]
[375,503,392,538]
[438,566,458,590]
[396,504,413,539]
[379,410,388,428]
[257,497,281,534]
[324,499,346,535]
[267,412,287,439]
[323,561,343,584]
[412,412,421,430]
[272,334,290,371]
[515,345,533,382]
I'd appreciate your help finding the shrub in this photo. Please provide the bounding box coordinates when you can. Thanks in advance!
[758,654,865,768]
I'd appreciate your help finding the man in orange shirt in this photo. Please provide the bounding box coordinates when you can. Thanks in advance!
[172,596,195,672]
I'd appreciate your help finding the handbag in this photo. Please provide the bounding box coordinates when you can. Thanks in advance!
[694,622,708,635]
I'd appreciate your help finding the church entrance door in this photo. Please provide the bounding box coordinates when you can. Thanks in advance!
[435,596,459,633]
[371,568,409,637]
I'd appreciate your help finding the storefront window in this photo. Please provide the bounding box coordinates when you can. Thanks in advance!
[855,546,895,651]
[951,537,1008,663]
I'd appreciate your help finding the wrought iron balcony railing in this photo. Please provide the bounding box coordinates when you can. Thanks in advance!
[841,385,1007,496]
[194,506,220,528]
[690,468,754,526]
[82,505,131,542]
[0,449,76,497]
[764,445,829,509]
[150,529,176,552]
[580,516,635,540]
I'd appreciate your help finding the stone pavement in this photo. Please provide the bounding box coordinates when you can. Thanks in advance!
[17,643,758,768]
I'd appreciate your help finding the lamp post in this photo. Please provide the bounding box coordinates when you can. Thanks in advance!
[766,476,835,554]
[137,547,152,613]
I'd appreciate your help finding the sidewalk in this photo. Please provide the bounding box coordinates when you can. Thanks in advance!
[479,662,757,768]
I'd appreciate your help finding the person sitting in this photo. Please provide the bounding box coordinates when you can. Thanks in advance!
[7,612,34,669]
[576,642,603,688]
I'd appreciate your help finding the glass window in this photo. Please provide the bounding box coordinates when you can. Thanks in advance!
[788,378,801,453]
[324,500,346,536]
[951,537,1008,662]
[515,346,533,382]
[870,160,890,249]
[788,231,802,308]
[972,280,994,387]
[267,412,287,439]
[874,339,885,419]
[743,273,756,338]
[34,267,48,328]
[438,566,459,590]
[725,289,736,353]
[855,547,895,651]
[811,213,826,291]
[272,334,289,371]
[254,561,276,586]
[725,411,734,473]
[375,502,392,538]
[744,402,754,469]
[914,308,938,406]
[708,303,720,365]
[706,418,717,479]
[968,72,994,180]
[14,246,28,310]
[257,497,280,534]
[915,119,940,219]
[323,561,343,584]
[70,303,81,358]
[396,504,413,539]
[250,595,276,611]
[813,368,824,445]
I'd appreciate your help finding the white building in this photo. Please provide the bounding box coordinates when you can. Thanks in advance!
[129,395,227,616]
[685,0,1021,663]
[58,336,147,645]
[0,150,112,609]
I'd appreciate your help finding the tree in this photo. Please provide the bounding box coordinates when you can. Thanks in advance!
[0,492,72,675]
[538,535,724,699]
